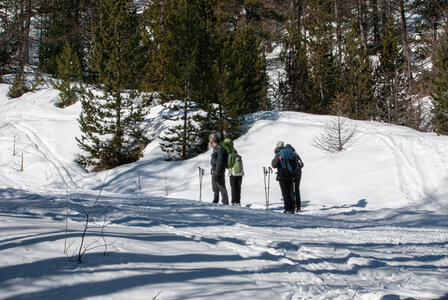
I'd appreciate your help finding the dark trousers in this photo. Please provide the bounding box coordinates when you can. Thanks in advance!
[279,180,294,212]
[229,175,242,204]
[212,173,229,204]
[293,172,302,211]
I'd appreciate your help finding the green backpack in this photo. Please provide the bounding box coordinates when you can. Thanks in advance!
[221,138,235,169]
[231,154,244,176]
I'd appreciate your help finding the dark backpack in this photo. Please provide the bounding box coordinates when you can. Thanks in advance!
[278,147,301,177]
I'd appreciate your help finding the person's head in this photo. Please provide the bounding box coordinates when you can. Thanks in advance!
[276,141,284,148]
[209,133,220,147]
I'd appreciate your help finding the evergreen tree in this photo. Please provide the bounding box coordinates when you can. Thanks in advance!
[375,16,408,125]
[279,17,309,111]
[158,0,202,160]
[431,20,448,135]
[76,0,147,170]
[159,0,219,160]
[52,43,82,107]
[39,0,99,78]
[39,0,78,75]
[219,24,268,137]
[410,0,447,44]
[141,0,166,92]
[306,0,340,114]
[9,69,30,98]
[340,19,373,120]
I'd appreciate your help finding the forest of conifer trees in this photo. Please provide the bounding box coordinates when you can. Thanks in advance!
[0,0,447,169]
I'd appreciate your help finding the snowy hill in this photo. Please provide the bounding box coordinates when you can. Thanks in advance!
[1,84,448,299]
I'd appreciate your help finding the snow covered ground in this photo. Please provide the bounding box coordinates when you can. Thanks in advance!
[0,83,447,299]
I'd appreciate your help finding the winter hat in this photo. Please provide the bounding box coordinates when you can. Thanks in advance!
[276,141,284,148]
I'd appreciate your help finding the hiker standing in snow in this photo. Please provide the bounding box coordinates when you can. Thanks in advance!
[271,141,295,213]
[285,144,304,212]
[209,133,229,205]
[228,149,244,206]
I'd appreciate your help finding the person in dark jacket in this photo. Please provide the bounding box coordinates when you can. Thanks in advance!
[285,144,304,212]
[209,133,229,204]
[271,141,295,213]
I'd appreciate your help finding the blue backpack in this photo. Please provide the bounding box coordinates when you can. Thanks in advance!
[278,147,301,177]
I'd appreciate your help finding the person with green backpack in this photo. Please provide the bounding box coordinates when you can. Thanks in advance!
[229,149,244,206]
[221,138,244,206]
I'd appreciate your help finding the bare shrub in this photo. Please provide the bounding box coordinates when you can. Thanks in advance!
[312,93,357,153]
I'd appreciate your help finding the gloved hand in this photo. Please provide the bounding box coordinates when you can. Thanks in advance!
[213,172,219,181]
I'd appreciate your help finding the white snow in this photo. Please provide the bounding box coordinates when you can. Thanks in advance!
[1,83,447,300]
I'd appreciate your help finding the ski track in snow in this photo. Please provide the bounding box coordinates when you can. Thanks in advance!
[377,131,448,210]
[6,121,80,189]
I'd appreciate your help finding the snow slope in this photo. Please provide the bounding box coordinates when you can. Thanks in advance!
[0,84,447,299]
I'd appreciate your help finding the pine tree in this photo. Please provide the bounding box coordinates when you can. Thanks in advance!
[306,0,340,114]
[410,0,447,44]
[9,69,30,98]
[279,17,309,111]
[76,0,147,170]
[52,43,82,107]
[375,16,408,125]
[340,19,373,120]
[39,0,78,75]
[431,20,448,135]
[220,24,268,136]
[159,0,220,160]
[39,0,98,77]
[158,0,203,160]
[141,0,166,92]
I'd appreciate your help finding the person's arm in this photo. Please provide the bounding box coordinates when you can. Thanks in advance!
[296,153,304,168]
[271,154,279,168]
[215,146,225,174]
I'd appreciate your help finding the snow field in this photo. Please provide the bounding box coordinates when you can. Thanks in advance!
[0,84,447,299]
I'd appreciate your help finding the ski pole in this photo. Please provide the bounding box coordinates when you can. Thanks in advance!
[198,166,205,201]
[267,166,273,210]
[263,167,268,210]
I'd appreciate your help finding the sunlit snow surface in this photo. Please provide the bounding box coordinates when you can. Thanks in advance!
[1,84,447,299]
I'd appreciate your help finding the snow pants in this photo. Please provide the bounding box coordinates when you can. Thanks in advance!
[212,173,229,204]
[230,175,242,205]
[279,179,294,213]
[293,172,302,211]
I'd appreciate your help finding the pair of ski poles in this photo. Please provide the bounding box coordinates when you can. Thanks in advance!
[263,166,273,210]
[199,165,273,209]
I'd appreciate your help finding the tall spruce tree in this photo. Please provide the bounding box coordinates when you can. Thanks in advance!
[306,0,340,114]
[340,19,373,120]
[39,0,78,75]
[158,0,205,160]
[375,16,408,125]
[76,0,147,170]
[141,0,166,92]
[431,20,448,135]
[218,24,268,137]
[279,17,309,111]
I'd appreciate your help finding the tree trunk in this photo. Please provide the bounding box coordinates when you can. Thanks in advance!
[335,0,342,65]
[371,0,381,51]
[357,0,367,51]
[399,0,412,84]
